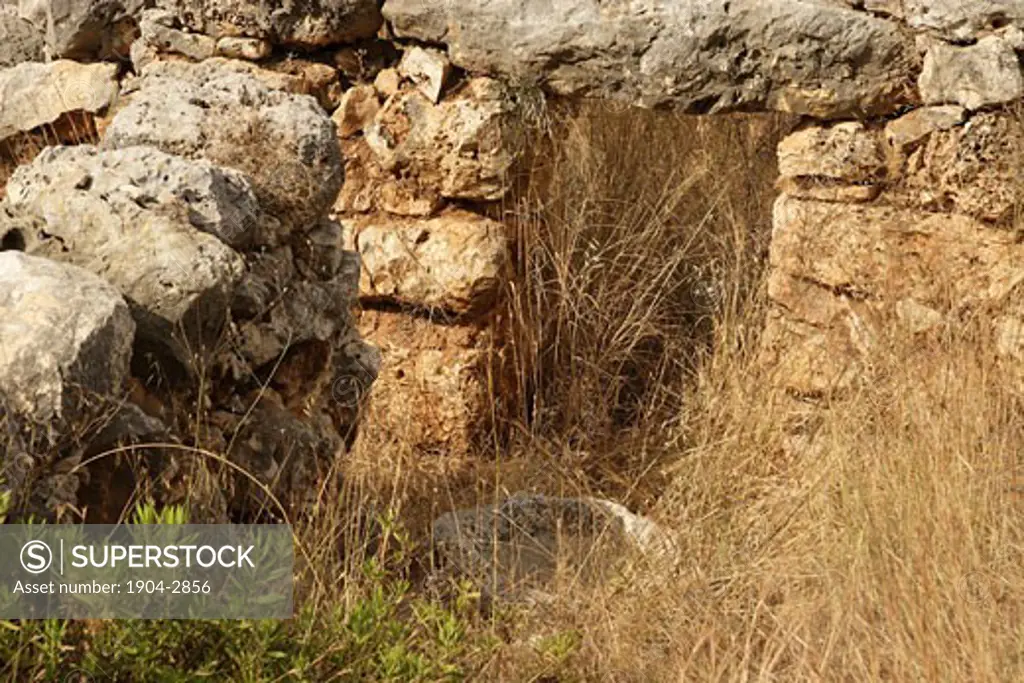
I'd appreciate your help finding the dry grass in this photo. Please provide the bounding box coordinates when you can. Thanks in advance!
[7,96,1024,681]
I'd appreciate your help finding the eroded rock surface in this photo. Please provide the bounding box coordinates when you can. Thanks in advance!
[2,145,246,342]
[0,251,134,423]
[103,60,343,233]
[384,0,915,118]
[0,60,118,141]
[344,210,508,317]
[153,0,382,48]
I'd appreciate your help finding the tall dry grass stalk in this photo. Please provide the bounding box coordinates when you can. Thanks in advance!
[490,107,1024,681]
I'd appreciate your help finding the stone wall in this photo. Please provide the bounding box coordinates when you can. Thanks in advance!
[3,0,1024,517]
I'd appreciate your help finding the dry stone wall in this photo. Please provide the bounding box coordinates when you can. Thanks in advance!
[2,0,1024,518]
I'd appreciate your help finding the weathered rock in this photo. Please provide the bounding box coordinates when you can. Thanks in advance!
[344,210,508,316]
[0,8,44,66]
[139,9,216,61]
[16,144,268,249]
[884,105,965,154]
[764,195,1024,393]
[398,46,451,103]
[15,0,144,59]
[0,60,118,141]
[919,36,1024,111]
[216,36,272,61]
[373,67,401,99]
[366,79,520,202]
[433,494,674,599]
[895,0,1024,41]
[383,0,915,119]
[333,85,379,138]
[900,111,1022,223]
[2,145,246,343]
[0,251,134,423]
[355,309,490,459]
[103,60,343,233]
[153,0,383,48]
[333,137,444,216]
[778,122,885,183]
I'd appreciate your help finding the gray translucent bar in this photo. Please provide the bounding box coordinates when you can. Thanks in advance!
[0,525,293,619]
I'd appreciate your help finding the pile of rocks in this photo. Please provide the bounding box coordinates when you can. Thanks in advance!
[331,46,519,459]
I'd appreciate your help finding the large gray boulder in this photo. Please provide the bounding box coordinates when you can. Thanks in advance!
[103,60,343,234]
[433,494,675,600]
[152,0,382,48]
[0,251,134,423]
[0,60,118,141]
[383,0,915,119]
[2,145,246,344]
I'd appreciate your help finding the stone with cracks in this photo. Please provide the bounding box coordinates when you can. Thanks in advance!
[0,60,118,142]
[919,36,1024,111]
[152,0,382,48]
[366,79,520,202]
[1,145,246,346]
[0,251,135,424]
[344,210,508,317]
[103,60,343,235]
[383,0,915,119]
[0,8,44,66]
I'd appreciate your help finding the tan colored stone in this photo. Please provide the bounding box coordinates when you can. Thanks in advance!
[398,46,451,103]
[884,105,965,153]
[356,309,491,458]
[343,209,508,316]
[366,79,520,201]
[777,122,884,183]
[901,111,1022,223]
[919,35,1024,111]
[771,195,1024,307]
[0,60,118,141]
[333,137,444,216]
[332,85,380,138]
[765,194,1024,394]
[374,67,402,98]
[216,37,272,61]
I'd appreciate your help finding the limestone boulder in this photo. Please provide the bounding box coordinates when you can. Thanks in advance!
[334,137,443,217]
[894,0,1024,41]
[366,79,521,202]
[2,145,246,344]
[0,252,135,424]
[153,0,382,48]
[103,60,343,234]
[919,36,1024,111]
[383,0,915,119]
[344,210,508,317]
[433,494,675,599]
[778,122,884,183]
[0,60,118,141]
